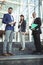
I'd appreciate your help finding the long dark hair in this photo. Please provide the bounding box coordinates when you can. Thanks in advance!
[20,15,24,23]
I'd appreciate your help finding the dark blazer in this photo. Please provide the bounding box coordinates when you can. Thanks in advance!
[18,20,26,32]
[32,17,42,35]
[2,14,14,31]
[2,14,14,24]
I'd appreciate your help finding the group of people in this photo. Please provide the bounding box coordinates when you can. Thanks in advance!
[2,7,42,56]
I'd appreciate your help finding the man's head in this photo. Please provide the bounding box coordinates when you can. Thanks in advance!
[32,12,36,18]
[8,7,13,14]
[20,15,24,21]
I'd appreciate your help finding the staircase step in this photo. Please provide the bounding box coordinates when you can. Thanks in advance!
[0,55,43,65]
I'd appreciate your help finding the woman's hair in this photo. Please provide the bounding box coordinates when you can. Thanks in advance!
[20,15,24,17]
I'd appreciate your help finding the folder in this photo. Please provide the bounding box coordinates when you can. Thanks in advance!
[30,23,38,29]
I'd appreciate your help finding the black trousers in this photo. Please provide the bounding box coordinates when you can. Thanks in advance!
[33,32,41,52]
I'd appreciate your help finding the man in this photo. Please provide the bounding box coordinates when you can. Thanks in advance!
[32,12,42,54]
[18,15,26,50]
[2,7,16,56]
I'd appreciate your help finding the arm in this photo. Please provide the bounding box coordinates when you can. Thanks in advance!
[23,20,26,29]
[9,22,16,26]
[2,14,9,24]
[18,22,21,28]
[34,18,41,30]
[9,16,16,26]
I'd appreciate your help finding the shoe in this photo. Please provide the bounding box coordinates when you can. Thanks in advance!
[8,53,13,56]
[21,48,25,51]
[19,47,22,51]
[2,53,10,56]
[32,51,42,55]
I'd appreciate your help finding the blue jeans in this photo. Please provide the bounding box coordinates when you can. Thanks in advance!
[3,30,14,54]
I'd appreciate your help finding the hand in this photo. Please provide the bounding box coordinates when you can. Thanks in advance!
[21,32,25,35]
[32,28,35,30]
[13,22,16,26]
[9,22,16,26]
[9,22,13,25]
[19,23,21,25]
[14,22,16,24]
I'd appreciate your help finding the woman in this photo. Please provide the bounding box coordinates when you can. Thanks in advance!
[18,15,26,50]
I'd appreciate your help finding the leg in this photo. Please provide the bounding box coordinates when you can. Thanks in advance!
[21,34,25,50]
[3,30,11,54]
[36,33,41,52]
[8,31,14,53]
[19,32,22,50]
[19,32,25,50]
[33,33,41,52]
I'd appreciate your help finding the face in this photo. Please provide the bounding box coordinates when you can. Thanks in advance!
[20,16,24,21]
[32,13,36,18]
[8,9,13,14]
